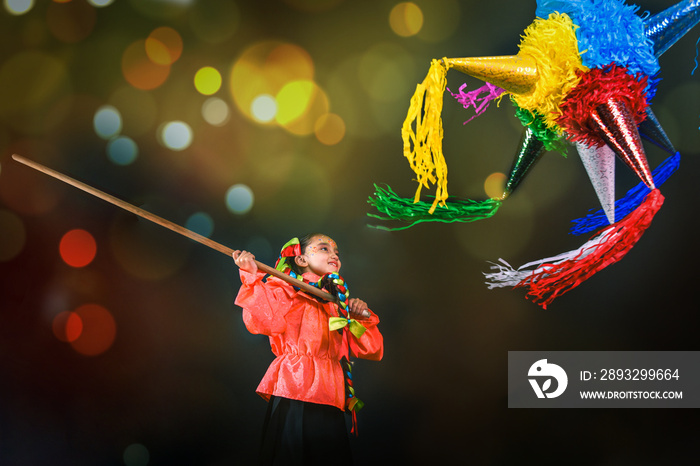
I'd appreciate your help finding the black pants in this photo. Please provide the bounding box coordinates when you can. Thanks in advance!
[259,396,353,466]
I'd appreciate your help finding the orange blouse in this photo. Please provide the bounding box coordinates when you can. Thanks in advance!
[235,270,384,411]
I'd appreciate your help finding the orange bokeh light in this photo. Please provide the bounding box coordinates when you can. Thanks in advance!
[59,229,97,268]
[70,304,117,357]
[122,40,170,90]
[146,27,183,66]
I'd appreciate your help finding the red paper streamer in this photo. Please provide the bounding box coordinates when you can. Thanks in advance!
[516,189,664,308]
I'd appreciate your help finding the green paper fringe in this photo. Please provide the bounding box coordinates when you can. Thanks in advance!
[367,184,502,231]
[513,102,568,156]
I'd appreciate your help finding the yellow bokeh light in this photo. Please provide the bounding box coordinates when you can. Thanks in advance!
[275,80,315,125]
[230,41,314,122]
[484,172,507,199]
[389,2,424,37]
[314,113,345,145]
[275,80,329,135]
[194,66,222,95]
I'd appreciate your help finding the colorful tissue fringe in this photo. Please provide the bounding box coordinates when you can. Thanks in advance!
[485,189,664,309]
[556,65,649,147]
[368,0,699,307]
[512,12,588,130]
[449,82,506,124]
[368,184,502,230]
[401,58,451,214]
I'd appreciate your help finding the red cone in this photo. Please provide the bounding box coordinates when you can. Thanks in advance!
[591,98,655,189]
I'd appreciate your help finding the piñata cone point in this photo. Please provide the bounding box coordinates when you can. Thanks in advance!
[591,98,655,189]
[445,55,538,95]
[644,0,700,57]
[576,142,616,225]
[504,126,546,197]
[639,108,676,154]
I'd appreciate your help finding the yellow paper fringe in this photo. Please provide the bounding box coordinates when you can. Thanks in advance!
[402,58,450,214]
[513,13,589,131]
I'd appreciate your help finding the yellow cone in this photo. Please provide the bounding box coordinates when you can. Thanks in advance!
[445,55,538,95]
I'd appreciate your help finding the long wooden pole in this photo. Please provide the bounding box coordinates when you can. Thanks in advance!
[11,154,338,303]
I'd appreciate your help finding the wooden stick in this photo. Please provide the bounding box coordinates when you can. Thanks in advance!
[11,153,338,303]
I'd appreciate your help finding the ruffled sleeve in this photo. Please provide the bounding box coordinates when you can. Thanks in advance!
[348,310,384,361]
[235,270,293,336]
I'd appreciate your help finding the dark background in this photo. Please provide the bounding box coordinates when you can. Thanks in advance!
[1,0,699,464]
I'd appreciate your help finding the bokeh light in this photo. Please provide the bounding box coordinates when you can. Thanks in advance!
[201,97,230,126]
[87,0,115,6]
[185,211,214,238]
[52,310,83,343]
[146,27,183,66]
[122,40,171,90]
[225,184,254,214]
[160,121,193,151]
[123,443,150,466]
[0,209,26,261]
[4,0,34,15]
[275,80,329,135]
[275,80,316,124]
[46,0,97,43]
[230,41,315,124]
[59,229,97,268]
[484,172,507,199]
[93,105,122,139]
[194,66,222,95]
[250,95,277,123]
[389,2,424,37]
[70,303,117,357]
[314,113,345,145]
[107,136,139,165]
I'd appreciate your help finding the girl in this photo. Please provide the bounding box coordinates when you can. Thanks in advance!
[233,233,384,465]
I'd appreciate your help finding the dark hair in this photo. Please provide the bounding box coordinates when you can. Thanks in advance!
[288,232,326,275]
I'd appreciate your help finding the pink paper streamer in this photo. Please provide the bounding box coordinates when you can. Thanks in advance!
[448,82,506,124]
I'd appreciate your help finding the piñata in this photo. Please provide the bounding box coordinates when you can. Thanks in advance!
[368,0,699,308]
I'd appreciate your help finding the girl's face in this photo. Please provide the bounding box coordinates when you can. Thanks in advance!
[296,235,341,276]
